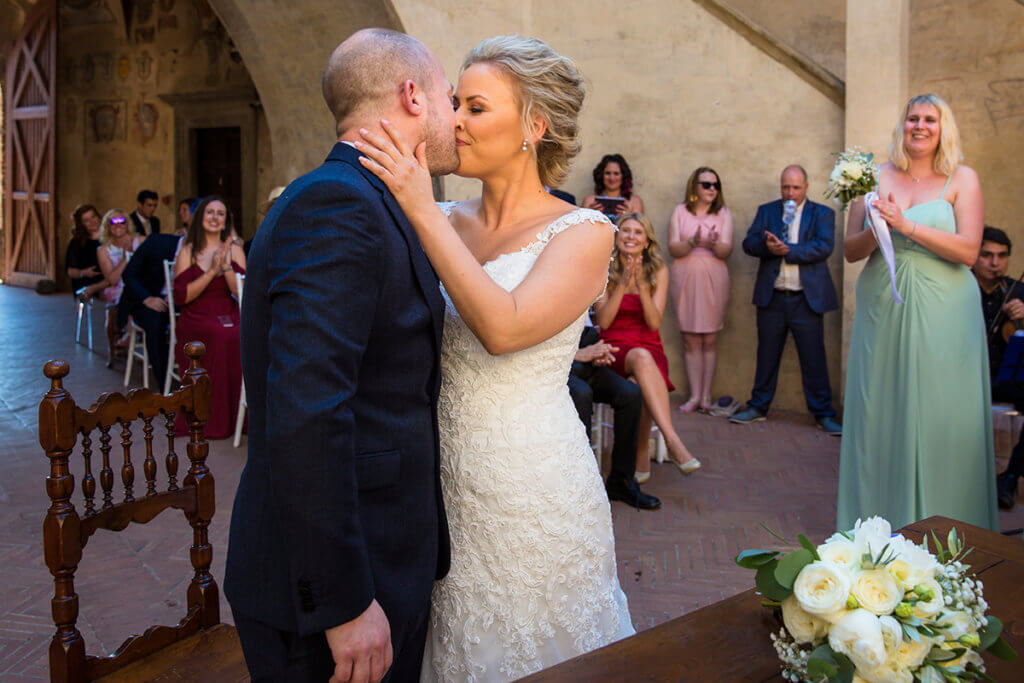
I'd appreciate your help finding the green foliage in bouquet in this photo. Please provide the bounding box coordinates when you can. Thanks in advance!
[824,148,879,209]
[735,520,1017,683]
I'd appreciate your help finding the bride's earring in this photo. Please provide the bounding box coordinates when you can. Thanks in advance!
[522,139,528,152]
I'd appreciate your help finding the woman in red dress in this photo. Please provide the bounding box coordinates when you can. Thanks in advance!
[173,195,246,438]
[594,213,700,482]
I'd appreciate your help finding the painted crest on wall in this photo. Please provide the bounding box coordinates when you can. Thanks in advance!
[86,100,127,143]
[135,102,159,141]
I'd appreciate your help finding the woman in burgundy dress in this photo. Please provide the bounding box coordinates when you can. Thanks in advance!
[173,195,246,438]
[594,213,700,483]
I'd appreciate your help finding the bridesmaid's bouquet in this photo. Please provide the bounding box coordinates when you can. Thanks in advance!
[824,148,879,208]
[735,517,1017,682]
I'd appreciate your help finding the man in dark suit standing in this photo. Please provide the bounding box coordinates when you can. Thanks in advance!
[224,29,459,682]
[130,189,161,235]
[117,232,181,388]
[731,165,842,435]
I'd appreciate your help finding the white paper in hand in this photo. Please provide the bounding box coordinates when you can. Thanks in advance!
[863,190,903,305]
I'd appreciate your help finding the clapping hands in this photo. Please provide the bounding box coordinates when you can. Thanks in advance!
[765,231,789,256]
[690,225,719,250]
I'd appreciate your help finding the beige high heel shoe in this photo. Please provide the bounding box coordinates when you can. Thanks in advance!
[676,458,701,475]
[634,470,651,484]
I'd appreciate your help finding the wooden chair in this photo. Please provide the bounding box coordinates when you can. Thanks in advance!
[40,342,247,682]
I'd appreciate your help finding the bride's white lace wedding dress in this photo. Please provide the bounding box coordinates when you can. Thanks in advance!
[420,205,634,682]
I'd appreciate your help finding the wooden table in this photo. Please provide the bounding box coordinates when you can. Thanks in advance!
[521,517,1024,682]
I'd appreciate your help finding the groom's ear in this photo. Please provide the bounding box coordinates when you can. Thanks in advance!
[399,79,425,117]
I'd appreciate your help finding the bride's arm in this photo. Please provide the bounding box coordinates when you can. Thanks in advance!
[871,165,983,266]
[357,124,614,355]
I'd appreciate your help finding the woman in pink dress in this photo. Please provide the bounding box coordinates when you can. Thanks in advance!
[595,213,700,482]
[173,195,246,438]
[667,167,733,413]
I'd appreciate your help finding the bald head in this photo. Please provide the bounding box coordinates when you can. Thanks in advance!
[322,28,439,135]
[780,164,809,203]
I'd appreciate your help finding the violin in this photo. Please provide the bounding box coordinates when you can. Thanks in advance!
[988,270,1024,343]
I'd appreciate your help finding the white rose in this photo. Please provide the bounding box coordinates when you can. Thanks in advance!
[879,615,903,658]
[889,536,939,577]
[821,607,854,625]
[857,660,913,683]
[781,595,829,644]
[853,569,903,616]
[853,517,893,559]
[912,579,944,619]
[818,538,861,573]
[846,163,864,181]
[885,559,928,592]
[937,610,977,641]
[829,609,888,671]
[793,561,853,615]
[830,166,844,184]
[895,634,932,669]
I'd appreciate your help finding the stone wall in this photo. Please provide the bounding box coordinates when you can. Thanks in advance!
[55,0,272,286]
[910,0,1024,260]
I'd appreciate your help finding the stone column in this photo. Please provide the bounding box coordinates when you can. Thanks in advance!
[841,0,910,383]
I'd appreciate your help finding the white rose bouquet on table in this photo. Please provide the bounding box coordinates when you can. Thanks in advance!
[735,517,1018,682]
[824,147,879,208]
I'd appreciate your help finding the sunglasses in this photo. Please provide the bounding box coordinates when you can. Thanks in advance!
[110,217,127,225]
[698,181,721,191]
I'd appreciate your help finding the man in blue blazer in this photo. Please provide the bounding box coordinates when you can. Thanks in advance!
[732,165,842,435]
[224,29,458,682]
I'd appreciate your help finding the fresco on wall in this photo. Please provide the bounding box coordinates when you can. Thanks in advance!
[86,100,126,143]
[61,0,116,27]
[135,102,159,141]
[137,50,154,81]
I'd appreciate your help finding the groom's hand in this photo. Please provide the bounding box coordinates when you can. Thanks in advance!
[325,599,393,683]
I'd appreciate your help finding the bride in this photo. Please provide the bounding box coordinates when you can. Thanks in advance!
[355,35,635,681]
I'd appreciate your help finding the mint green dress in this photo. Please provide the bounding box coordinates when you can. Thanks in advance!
[837,177,999,532]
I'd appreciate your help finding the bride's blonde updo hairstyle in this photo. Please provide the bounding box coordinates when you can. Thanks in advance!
[462,35,585,188]
[888,93,963,176]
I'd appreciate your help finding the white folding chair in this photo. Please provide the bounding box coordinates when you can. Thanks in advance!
[74,288,100,350]
[233,274,247,447]
[162,259,181,394]
[123,321,150,389]
[592,403,667,464]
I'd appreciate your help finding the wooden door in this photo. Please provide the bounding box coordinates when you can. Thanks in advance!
[194,126,243,231]
[3,1,57,288]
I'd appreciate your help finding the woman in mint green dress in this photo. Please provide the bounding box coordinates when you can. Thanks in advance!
[838,94,998,532]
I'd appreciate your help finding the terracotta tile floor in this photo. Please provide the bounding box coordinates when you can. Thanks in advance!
[1,284,1021,679]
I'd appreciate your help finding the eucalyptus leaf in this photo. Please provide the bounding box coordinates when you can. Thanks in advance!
[832,651,855,683]
[927,646,960,662]
[755,559,792,601]
[986,636,1018,661]
[798,534,821,560]
[774,549,815,589]
[902,623,921,642]
[978,616,1002,651]
[735,549,780,569]
[807,645,839,680]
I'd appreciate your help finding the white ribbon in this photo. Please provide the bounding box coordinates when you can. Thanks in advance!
[863,190,903,305]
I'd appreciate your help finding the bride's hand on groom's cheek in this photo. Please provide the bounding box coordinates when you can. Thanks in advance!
[325,598,393,683]
[356,120,435,219]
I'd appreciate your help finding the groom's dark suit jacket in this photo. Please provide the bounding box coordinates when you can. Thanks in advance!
[225,143,450,641]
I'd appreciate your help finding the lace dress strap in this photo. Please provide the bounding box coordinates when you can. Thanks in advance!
[438,200,458,217]
[527,208,613,255]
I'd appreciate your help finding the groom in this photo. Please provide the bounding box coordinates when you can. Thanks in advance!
[225,29,459,682]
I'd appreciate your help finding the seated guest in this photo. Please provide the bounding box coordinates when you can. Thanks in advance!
[667,166,734,413]
[118,231,183,388]
[65,204,105,298]
[569,325,660,509]
[96,209,145,303]
[971,226,1024,508]
[594,213,700,482]
[582,154,644,220]
[130,189,161,235]
[176,197,197,236]
[173,196,246,438]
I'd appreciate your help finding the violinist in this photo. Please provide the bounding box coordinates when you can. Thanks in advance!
[971,226,1023,509]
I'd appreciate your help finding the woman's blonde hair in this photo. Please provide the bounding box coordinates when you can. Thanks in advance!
[608,213,664,294]
[99,209,128,246]
[462,35,585,188]
[888,94,963,176]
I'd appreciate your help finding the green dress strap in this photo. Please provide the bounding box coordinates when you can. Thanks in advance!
[939,173,953,201]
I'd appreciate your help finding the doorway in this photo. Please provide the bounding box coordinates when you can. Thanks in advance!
[194,126,243,231]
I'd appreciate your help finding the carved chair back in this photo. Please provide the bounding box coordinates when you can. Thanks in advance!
[40,342,218,682]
